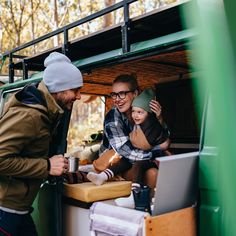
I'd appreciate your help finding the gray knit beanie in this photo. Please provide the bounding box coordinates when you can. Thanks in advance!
[132,88,155,113]
[43,52,83,93]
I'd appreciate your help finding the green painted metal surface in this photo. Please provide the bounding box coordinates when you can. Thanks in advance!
[0,76,41,93]
[31,183,62,236]
[182,0,236,235]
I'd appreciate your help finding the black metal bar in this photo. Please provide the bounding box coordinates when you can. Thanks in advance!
[2,0,137,57]
[62,29,69,55]
[22,59,28,80]
[9,53,14,83]
[12,54,27,59]
[121,0,131,53]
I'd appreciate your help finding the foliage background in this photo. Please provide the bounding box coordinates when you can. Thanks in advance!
[67,95,105,154]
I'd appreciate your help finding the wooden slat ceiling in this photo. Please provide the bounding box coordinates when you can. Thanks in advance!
[80,49,191,96]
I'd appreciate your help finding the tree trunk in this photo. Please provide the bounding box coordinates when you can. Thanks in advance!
[30,0,36,53]
[53,0,59,46]
[103,0,115,28]
[0,23,2,53]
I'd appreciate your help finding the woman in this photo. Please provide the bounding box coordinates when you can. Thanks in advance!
[89,74,169,189]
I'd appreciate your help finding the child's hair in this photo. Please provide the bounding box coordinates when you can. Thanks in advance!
[113,74,139,91]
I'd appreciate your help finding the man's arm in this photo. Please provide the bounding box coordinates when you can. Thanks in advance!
[0,108,49,178]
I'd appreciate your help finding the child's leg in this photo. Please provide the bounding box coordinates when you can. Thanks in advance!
[115,182,140,208]
[114,160,154,208]
[121,160,159,197]
[87,158,132,185]
[87,169,114,185]
[122,160,157,185]
[115,161,158,209]
[133,160,158,185]
[109,157,132,175]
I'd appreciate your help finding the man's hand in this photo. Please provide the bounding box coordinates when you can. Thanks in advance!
[49,154,68,176]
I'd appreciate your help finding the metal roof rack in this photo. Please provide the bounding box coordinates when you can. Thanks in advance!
[2,0,189,83]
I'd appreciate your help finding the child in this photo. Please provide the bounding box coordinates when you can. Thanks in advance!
[87,88,170,186]
[129,88,169,152]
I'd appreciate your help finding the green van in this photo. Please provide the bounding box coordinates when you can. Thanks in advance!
[1,0,235,235]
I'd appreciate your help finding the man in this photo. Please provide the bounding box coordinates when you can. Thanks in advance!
[0,52,83,236]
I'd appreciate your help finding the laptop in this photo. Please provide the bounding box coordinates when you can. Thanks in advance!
[152,151,199,215]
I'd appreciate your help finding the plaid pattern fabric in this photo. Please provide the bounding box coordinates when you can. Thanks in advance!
[100,107,162,162]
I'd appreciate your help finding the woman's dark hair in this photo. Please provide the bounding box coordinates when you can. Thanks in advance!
[113,74,139,91]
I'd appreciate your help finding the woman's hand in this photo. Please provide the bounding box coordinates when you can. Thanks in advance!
[149,100,163,123]
[159,138,170,150]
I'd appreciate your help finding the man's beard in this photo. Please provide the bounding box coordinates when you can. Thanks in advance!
[56,98,69,110]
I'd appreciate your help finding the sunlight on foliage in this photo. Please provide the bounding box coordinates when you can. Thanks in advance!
[67,95,105,154]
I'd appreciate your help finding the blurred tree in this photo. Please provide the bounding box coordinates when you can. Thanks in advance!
[67,95,105,153]
[0,0,40,48]
[103,0,115,27]
[29,0,37,54]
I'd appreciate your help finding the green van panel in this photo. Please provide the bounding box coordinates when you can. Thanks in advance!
[31,182,62,236]
[199,149,218,191]
[200,205,220,236]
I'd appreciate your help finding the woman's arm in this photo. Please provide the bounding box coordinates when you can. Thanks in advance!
[104,109,162,161]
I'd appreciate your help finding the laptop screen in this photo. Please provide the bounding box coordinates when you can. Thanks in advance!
[152,151,199,215]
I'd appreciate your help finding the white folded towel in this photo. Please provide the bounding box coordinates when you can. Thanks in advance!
[89,202,149,236]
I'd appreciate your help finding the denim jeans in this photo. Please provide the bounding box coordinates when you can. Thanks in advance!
[0,209,37,236]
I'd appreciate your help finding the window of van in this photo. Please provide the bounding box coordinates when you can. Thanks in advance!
[66,95,105,155]
[0,88,22,117]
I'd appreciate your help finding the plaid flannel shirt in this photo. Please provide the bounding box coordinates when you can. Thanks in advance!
[100,107,162,162]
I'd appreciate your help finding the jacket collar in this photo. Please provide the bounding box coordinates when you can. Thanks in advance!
[38,81,64,122]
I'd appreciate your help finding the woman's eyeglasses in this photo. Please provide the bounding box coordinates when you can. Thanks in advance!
[110,90,134,100]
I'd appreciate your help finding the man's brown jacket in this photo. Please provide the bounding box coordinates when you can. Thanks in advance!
[0,81,63,211]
